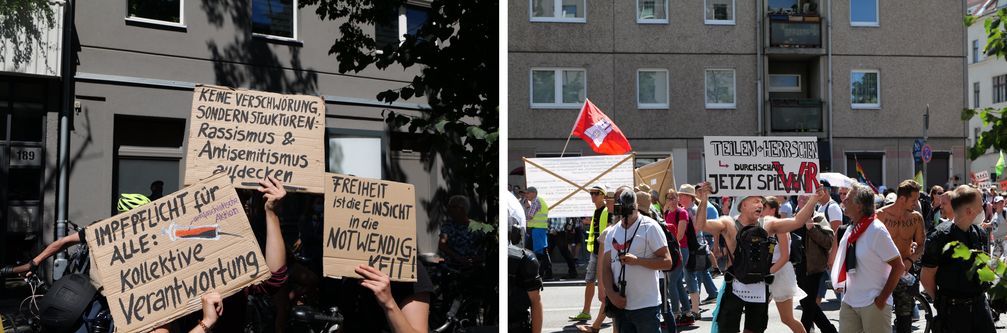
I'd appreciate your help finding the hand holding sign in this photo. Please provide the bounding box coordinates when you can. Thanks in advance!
[200,292,224,329]
[257,176,287,211]
[356,264,396,309]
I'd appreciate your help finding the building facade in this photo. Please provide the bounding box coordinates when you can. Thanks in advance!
[0,0,447,283]
[509,0,967,193]
[967,0,1006,180]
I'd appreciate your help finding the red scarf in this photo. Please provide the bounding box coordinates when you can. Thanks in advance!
[837,214,876,284]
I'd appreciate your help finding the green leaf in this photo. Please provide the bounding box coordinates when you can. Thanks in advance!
[962,108,978,121]
[996,259,1007,276]
[978,266,997,282]
[952,243,972,260]
[943,241,960,253]
[435,119,449,133]
[967,15,977,27]
[466,126,487,140]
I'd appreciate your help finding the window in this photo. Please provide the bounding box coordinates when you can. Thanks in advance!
[252,0,296,39]
[127,0,182,24]
[845,153,884,187]
[995,75,1007,104]
[851,70,880,108]
[328,130,385,180]
[705,0,735,25]
[975,82,981,108]
[530,0,586,22]
[850,0,878,26]
[768,74,801,92]
[530,68,586,108]
[376,4,430,49]
[705,69,736,109]
[112,115,186,214]
[974,40,981,63]
[637,69,669,109]
[638,0,668,23]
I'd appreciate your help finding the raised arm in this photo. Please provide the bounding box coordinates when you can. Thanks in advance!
[258,176,288,272]
[765,185,825,234]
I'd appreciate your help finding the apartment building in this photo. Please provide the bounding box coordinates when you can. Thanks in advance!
[0,0,446,285]
[968,0,1006,179]
[509,0,967,192]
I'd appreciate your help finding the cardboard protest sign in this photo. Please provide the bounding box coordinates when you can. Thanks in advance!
[323,173,418,282]
[84,173,269,333]
[634,156,676,203]
[704,136,821,197]
[185,84,326,193]
[524,154,635,218]
[972,171,994,190]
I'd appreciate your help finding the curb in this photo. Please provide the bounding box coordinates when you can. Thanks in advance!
[543,280,587,287]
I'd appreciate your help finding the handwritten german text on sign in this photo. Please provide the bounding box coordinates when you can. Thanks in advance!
[323,173,417,282]
[524,155,634,218]
[704,136,820,197]
[185,85,326,193]
[84,174,269,333]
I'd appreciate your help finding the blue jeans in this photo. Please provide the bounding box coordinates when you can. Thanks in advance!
[668,248,690,313]
[686,267,718,298]
[615,306,662,333]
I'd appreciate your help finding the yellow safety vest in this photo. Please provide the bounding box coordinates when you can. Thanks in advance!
[587,207,609,253]
[528,197,549,229]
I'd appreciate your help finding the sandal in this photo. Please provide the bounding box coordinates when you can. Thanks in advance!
[576,324,601,333]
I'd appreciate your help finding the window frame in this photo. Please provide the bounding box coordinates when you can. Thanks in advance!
[251,0,300,42]
[768,74,802,93]
[973,39,981,63]
[704,68,737,109]
[529,0,587,23]
[529,68,588,109]
[849,0,879,27]
[326,128,387,180]
[124,0,186,28]
[994,74,1006,104]
[974,81,981,108]
[637,0,669,24]
[850,69,881,109]
[704,0,736,25]
[637,68,670,109]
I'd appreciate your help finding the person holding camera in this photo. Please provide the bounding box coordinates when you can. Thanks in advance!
[599,186,674,333]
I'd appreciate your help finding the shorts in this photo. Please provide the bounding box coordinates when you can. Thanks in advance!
[716,284,770,333]
[585,253,598,283]
[530,228,548,253]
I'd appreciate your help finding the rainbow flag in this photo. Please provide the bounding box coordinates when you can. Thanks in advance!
[854,157,879,194]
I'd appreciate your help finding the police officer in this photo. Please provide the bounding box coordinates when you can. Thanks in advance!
[510,194,544,333]
[921,185,996,333]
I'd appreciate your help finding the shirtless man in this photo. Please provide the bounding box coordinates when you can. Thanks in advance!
[875,180,925,333]
[692,183,827,333]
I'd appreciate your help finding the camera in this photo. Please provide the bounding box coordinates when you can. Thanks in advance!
[613,191,636,217]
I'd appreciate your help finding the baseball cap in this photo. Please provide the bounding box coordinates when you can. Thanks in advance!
[995,196,1004,204]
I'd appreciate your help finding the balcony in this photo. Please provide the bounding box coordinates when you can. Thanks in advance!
[767,15,824,57]
[770,99,823,133]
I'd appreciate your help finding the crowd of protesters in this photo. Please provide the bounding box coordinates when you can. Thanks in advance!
[510,174,1007,333]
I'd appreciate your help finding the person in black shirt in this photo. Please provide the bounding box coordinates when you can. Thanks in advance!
[508,195,544,333]
[920,185,995,333]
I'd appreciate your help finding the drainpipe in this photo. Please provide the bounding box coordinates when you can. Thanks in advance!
[827,0,834,171]
[757,0,764,135]
[963,0,970,179]
[54,0,75,280]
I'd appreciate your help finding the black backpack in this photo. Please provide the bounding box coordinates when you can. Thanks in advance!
[662,210,684,272]
[730,223,773,284]
[789,232,804,265]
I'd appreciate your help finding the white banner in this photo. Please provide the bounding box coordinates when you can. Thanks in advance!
[524,155,634,218]
[704,136,821,197]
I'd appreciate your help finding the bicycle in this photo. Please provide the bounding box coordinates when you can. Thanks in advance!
[289,305,343,333]
[0,221,111,333]
[906,263,934,333]
[424,255,496,333]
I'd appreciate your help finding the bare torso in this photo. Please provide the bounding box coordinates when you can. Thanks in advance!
[878,206,923,259]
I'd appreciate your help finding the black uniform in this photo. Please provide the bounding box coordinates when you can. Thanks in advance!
[921,222,995,333]
[508,244,543,333]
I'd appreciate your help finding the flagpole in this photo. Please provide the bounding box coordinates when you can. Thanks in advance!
[561,99,589,157]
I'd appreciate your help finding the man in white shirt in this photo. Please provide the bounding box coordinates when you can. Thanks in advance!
[600,186,674,333]
[830,183,904,333]
[989,196,1007,256]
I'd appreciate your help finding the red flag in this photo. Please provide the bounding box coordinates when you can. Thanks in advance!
[571,99,632,155]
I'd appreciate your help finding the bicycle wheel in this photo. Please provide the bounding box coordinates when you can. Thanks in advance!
[913,293,934,333]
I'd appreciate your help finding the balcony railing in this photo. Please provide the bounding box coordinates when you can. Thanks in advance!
[768,15,822,48]
[770,99,823,133]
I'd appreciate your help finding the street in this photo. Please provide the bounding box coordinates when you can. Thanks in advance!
[539,276,1006,333]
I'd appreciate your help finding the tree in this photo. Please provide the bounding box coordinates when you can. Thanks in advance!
[299,0,498,227]
[0,0,57,68]
[965,12,1007,161]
